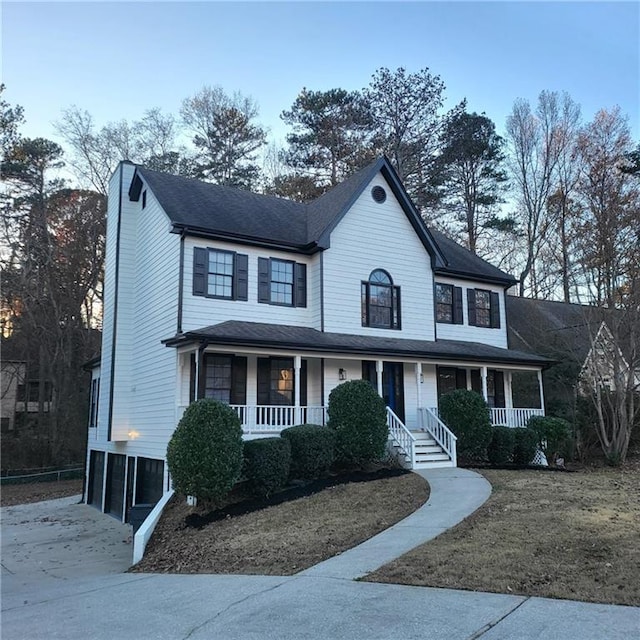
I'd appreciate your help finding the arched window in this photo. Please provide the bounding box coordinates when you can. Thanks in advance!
[361,269,401,329]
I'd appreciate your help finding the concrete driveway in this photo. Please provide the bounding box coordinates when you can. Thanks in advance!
[2,482,639,640]
[1,495,132,611]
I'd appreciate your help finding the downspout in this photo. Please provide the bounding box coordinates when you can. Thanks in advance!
[195,341,209,400]
[177,231,185,334]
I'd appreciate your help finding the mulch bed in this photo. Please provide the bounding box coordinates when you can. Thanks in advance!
[132,467,429,575]
[1,479,83,507]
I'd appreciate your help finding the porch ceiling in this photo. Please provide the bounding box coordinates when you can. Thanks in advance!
[163,321,552,368]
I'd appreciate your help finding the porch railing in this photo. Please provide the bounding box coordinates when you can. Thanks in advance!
[418,408,457,467]
[386,407,416,467]
[490,408,544,428]
[177,404,327,433]
[429,406,544,429]
[230,405,326,433]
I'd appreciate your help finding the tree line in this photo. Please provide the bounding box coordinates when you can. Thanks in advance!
[0,65,638,467]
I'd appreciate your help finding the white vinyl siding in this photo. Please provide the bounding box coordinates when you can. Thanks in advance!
[96,166,180,459]
[322,174,435,340]
[434,276,508,348]
[182,239,320,331]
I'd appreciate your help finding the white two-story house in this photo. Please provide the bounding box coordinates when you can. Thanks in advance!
[85,157,548,520]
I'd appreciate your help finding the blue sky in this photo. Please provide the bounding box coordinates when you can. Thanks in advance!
[2,1,639,150]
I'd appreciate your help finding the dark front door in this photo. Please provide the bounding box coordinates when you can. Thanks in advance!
[362,361,405,422]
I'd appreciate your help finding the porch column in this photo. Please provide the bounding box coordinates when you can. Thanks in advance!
[294,355,301,424]
[466,368,472,391]
[506,372,514,409]
[537,369,545,414]
[376,360,384,398]
[481,366,488,403]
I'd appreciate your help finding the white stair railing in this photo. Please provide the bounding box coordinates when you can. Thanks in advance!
[418,407,457,467]
[386,407,416,467]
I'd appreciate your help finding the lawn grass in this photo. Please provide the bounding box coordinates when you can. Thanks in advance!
[133,471,429,575]
[365,465,640,606]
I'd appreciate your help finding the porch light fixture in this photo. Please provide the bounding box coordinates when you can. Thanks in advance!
[339,368,347,381]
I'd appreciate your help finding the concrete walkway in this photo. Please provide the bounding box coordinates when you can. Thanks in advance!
[301,467,491,579]
[2,469,639,640]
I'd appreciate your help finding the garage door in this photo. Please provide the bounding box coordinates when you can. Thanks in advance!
[87,450,105,508]
[105,453,126,519]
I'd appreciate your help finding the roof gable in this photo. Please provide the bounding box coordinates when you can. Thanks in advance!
[126,158,517,282]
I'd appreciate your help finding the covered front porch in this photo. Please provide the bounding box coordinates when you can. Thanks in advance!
[175,347,545,469]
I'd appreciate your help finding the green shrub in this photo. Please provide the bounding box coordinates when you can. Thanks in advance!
[327,380,388,466]
[488,426,515,465]
[280,424,336,480]
[512,427,538,465]
[166,399,243,502]
[528,416,572,463]
[243,437,291,497]
[439,390,492,463]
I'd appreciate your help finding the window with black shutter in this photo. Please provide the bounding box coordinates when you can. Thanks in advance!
[192,247,248,301]
[258,257,307,307]
[435,284,463,324]
[467,288,500,328]
[257,357,307,406]
[197,354,247,405]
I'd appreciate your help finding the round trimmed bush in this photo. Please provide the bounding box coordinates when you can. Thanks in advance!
[166,399,243,501]
[439,390,492,463]
[527,416,572,463]
[488,426,515,465]
[327,380,388,466]
[243,437,291,497]
[512,427,539,466]
[280,424,336,480]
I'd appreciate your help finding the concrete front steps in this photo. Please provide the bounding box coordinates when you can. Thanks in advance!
[393,429,455,469]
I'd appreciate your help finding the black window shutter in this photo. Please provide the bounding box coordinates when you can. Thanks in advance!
[467,289,477,326]
[257,357,271,405]
[455,368,467,390]
[235,254,249,301]
[193,247,207,296]
[470,370,482,394]
[362,361,376,387]
[258,258,270,303]
[189,354,196,403]
[230,356,247,404]
[294,262,307,307]
[300,359,308,406]
[453,286,464,324]
[490,292,501,328]
[494,371,505,408]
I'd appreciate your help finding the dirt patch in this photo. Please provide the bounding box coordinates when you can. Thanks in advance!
[133,471,429,575]
[1,479,83,507]
[366,464,640,606]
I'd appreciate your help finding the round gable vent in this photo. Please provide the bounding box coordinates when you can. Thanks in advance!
[371,185,387,203]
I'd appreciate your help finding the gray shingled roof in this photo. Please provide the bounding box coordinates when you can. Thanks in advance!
[164,321,550,367]
[506,296,605,362]
[430,229,516,285]
[130,157,516,284]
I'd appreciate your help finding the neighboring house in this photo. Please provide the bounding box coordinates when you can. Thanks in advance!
[1,360,53,433]
[86,157,548,521]
[506,296,639,417]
